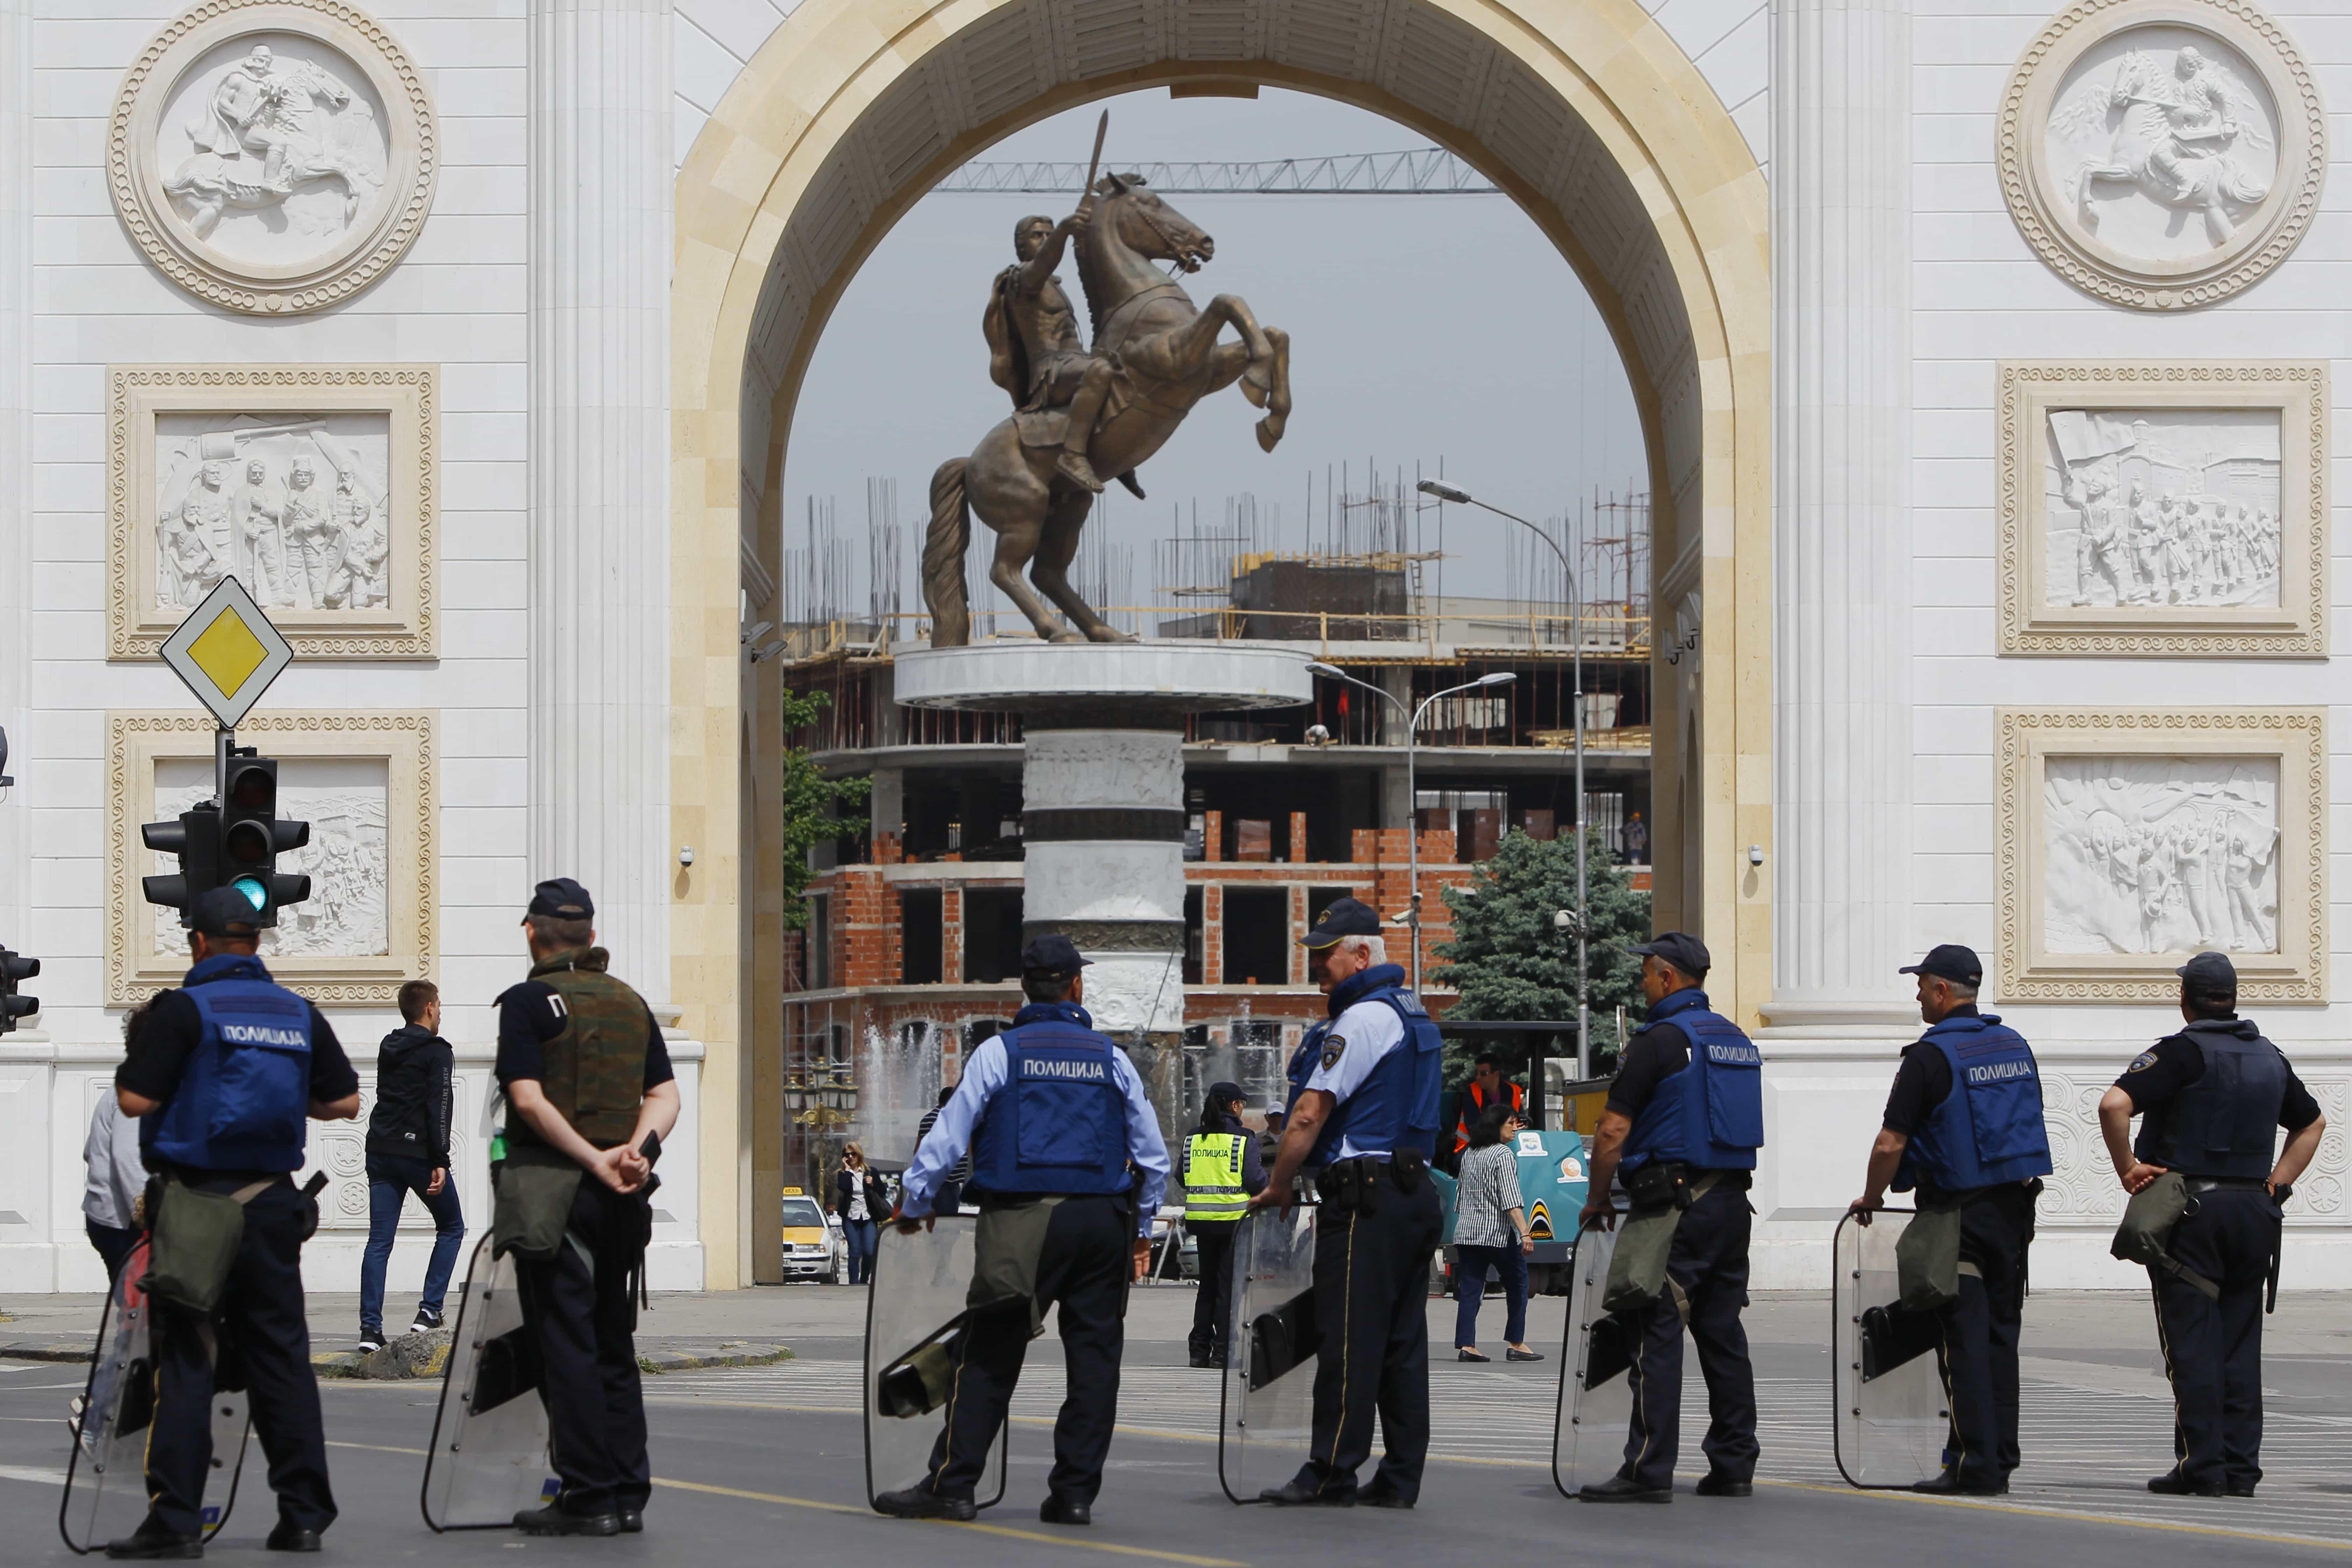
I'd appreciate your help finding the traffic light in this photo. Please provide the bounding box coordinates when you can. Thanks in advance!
[218,755,311,925]
[142,803,223,918]
[0,945,37,1034]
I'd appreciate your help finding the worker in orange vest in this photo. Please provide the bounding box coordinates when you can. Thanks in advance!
[1453,1052,1526,1154]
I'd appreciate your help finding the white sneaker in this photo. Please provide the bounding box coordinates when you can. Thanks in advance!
[408,1307,444,1334]
[357,1334,385,1355]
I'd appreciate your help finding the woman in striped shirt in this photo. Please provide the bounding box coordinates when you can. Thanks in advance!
[1452,1101,1543,1362]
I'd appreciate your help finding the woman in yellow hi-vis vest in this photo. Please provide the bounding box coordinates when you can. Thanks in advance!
[1182,1081,1267,1367]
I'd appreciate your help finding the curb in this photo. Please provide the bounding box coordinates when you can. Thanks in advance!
[11,1339,797,1376]
[0,1343,93,1364]
[638,1345,794,1374]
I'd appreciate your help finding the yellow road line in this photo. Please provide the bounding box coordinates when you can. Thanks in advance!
[1768,1476,2352,1554]
[326,1440,1245,1565]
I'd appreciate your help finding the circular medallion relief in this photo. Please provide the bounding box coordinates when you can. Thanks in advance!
[110,0,437,315]
[1999,0,2323,310]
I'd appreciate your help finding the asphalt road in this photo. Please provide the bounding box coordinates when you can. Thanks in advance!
[6,1290,2350,1568]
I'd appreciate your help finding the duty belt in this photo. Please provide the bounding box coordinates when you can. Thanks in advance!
[2186,1177,2270,1194]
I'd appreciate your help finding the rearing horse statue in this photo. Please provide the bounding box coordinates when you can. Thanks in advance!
[922,174,1292,645]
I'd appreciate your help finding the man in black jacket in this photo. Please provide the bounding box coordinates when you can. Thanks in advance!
[358,979,465,1352]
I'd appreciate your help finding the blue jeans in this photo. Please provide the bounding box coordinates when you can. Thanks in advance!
[361,1151,467,1336]
[1452,1242,1528,1347]
[843,1218,878,1283]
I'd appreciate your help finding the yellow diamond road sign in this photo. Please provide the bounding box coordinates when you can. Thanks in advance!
[159,576,293,729]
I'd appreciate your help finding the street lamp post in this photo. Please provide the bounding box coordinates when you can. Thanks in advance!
[1417,478,1591,1075]
[1306,662,1515,990]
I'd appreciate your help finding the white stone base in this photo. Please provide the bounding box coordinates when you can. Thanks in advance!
[894,639,1315,712]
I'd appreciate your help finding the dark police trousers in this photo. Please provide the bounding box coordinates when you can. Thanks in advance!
[1292,1170,1444,1501]
[922,1192,1130,1504]
[1930,1183,2035,1486]
[514,1178,652,1516]
[1189,1220,1237,1357]
[147,1178,337,1537]
[1620,1179,1756,1490]
[2152,1185,2280,1490]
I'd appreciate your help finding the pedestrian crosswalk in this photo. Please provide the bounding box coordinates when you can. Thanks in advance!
[648,1357,2352,1543]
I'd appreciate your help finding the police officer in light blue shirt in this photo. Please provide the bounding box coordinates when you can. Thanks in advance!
[1850,943,2051,1497]
[1252,897,1445,1508]
[878,933,1170,1528]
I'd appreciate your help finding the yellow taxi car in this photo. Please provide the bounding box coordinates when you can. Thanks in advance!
[781,1187,842,1283]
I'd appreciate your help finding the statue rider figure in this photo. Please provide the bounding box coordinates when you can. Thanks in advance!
[986,197,1116,495]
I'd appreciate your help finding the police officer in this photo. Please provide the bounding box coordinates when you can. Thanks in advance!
[494,878,680,1536]
[108,886,360,1558]
[1574,931,1760,1504]
[1182,1080,1266,1367]
[877,934,1171,1526]
[2098,951,2325,1498]
[1250,897,1444,1508]
[1849,944,2050,1496]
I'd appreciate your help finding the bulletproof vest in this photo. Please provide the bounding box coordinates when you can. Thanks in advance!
[1182,1131,1250,1222]
[1618,988,1763,1174]
[1286,965,1443,1166]
[1892,1013,2053,1194]
[145,953,314,1172]
[531,947,651,1147]
[968,1002,1130,1197]
[2134,1019,2287,1181]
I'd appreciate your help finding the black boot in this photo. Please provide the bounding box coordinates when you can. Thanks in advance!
[104,1521,203,1560]
[1579,1475,1672,1504]
[514,1503,621,1536]
[873,1487,978,1521]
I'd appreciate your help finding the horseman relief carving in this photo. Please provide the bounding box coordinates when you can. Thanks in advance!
[924,123,1293,648]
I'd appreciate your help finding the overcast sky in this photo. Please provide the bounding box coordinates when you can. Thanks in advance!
[779,86,1644,620]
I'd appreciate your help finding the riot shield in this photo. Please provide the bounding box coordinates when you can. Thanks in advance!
[421,1236,561,1531]
[862,1217,1007,1510]
[1216,1204,1318,1504]
[1832,1209,1949,1489]
[1550,1222,1634,1497]
[60,1238,250,1554]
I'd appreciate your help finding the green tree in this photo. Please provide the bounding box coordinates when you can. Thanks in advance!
[1430,827,1650,1077]
[781,687,872,931]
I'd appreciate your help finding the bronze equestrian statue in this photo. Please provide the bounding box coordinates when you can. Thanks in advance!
[922,173,1292,646]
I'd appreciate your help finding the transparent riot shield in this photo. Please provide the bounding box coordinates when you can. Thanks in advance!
[1832,1209,1949,1489]
[1550,1222,1634,1497]
[1216,1204,1318,1503]
[421,1237,561,1531]
[863,1217,1007,1510]
[60,1238,250,1554]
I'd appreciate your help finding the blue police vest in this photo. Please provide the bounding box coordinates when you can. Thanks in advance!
[1284,965,1443,1166]
[1893,1013,2053,1194]
[1618,988,1763,1174]
[2133,1020,2287,1181]
[968,1002,1131,1197]
[144,953,315,1173]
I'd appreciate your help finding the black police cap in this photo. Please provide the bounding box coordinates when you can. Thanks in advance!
[528,877,595,920]
[2177,950,2238,993]
[1629,931,1710,980]
[1300,896,1381,948]
[1900,943,1983,987]
[1019,932,1092,975]
[188,884,262,938]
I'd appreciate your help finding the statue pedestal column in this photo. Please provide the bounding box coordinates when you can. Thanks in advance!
[895,642,1314,1133]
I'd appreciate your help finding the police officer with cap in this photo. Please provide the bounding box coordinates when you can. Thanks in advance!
[109,886,361,1558]
[1849,944,2051,1496]
[494,878,680,1536]
[2098,951,2325,1497]
[878,932,1170,1526]
[1574,931,1762,1503]
[1251,896,1444,1507]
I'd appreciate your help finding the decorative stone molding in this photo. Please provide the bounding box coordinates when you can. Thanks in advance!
[108,0,437,315]
[1994,709,2323,1003]
[1996,361,2324,656]
[110,365,436,660]
[1997,0,2324,310]
[106,710,435,1005]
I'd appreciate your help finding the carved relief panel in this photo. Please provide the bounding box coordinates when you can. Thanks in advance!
[1999,0,2324,309]
[109,0,436,313]
[1998,362,2323,656]
[107,711,434,1005]
[1996,709,2322,1003]
[111,366,435,659]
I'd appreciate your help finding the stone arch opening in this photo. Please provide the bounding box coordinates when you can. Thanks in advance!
[671,0,1769,1284]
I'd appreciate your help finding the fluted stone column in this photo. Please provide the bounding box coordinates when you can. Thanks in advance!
[1763,0,1914,1031]
[0,0,28,955]
[529,0,671,992]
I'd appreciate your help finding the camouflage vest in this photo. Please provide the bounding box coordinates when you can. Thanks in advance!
[531,947,649,1147]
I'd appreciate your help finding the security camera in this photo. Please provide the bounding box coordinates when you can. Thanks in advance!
[679,846,696,867]
[1553,909,1573,932]
[1747,844,1765,866]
